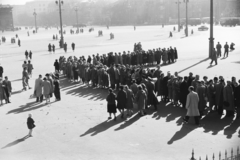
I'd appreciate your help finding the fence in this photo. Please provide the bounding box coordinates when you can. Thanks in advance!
[190,147,240,160]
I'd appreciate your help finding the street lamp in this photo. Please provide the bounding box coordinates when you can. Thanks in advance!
[74,7,79,30]
[55,0,64,48]
[183,0,189,37]
[33,9,37,33]
[175,0,181,32]
[209,0,214,58]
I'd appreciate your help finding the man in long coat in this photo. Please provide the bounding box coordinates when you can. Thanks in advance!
[2,76,12,103]
[108,65,116,89]
[215,79,224,115]
[135,86,147,116]
[210,48,218,65]
[162,72,171,102]
[117,86,127,118]
[34,75,43,102]
[223,81,235,117]
[196,81,207,118]
[183,86,200,126]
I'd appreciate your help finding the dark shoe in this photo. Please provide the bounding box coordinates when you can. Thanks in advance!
[108,117,112,120]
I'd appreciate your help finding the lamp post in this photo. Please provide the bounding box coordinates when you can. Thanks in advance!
[183,0,189,37]
[74,7,79,29]
[55,0,64,48]
[175,0,181,32]
[33,9,37,33]
[209,0,214,58]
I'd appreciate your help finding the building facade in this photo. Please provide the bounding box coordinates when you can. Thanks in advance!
[0,5,14,30]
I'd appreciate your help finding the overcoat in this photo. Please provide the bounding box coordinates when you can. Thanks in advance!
[117,90,127,109]
[186,91,200,116]
[34,78,43,97]
[223,85,235,111]
[135,90,147,110]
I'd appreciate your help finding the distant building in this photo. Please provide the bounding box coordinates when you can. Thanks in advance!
[0,4,14,30]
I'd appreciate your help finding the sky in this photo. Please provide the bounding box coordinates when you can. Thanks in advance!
[2,0,34,5]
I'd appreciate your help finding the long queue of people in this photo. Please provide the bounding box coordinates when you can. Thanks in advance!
[55,53,240,125]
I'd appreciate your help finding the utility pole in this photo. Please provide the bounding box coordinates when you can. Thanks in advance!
[74,7,79,30]
[56,0,64,48]
[183,0,189,37]
[33,9,37,33]
[175,0,181,32]
[209,0,214,58]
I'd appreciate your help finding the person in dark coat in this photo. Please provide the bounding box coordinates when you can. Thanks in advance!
[27,114,35,137]
[210,48,217,65]
[29,51,32,59]
[64,42,67,53]
[18,39,21,47]
[106,88,117,120]
[48,43,52,53]
[52,44,55,53]
[72,63,79,82]
[53,77,61,101]
[25,50,28,60]
[71,42,75,52]
[174,47,178,62]
[163,72,171,102]
[223,42,229,58]
[117,86,127,118]
[180,76,188,108]
[236,80,240,118]
[0,64,3,78]
[54,59,59,73]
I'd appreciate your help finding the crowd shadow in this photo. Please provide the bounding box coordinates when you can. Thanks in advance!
[1,135,29,149]
[7,101,56,114]
[114,113,141,131]
[151,102,185,122]
[11,90,22,95]
[201,111,234,135]
[167,124,197,145]
[178,58,209,73]
[80,116,125,137]
[223,118,240,139]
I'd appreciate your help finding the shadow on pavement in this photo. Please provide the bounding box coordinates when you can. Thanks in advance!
[224,118,240,139]
[114,113,141,131]
[7,101,56,114]
[178,58,209,73]
[1,135,29,149]
[167,124,198,145]
[80,116,125,137]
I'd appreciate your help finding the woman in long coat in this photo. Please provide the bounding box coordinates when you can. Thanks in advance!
[124,85,134,116]
[135,86,147,116]
[106,88,117,120]
[117,86,127,118]
[155,73,164,98]
[53,77,61,101]
[147,78,158,110]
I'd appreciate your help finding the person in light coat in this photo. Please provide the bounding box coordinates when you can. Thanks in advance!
[42,77,51,104]
[34,75,43,102]
[183,86,200,126]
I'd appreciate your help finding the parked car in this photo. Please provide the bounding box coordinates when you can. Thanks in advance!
[198,26,208,31]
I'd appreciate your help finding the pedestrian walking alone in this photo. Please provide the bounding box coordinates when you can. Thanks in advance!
[27,114,35,137]
[48,43,52,53]
[224,42,229,58]
[210,48,218,65]
[71,42,75,52]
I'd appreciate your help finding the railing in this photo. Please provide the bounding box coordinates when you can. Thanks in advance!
[190,147,240,160]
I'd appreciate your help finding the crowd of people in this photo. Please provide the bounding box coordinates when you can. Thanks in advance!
[52,46,239,124]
